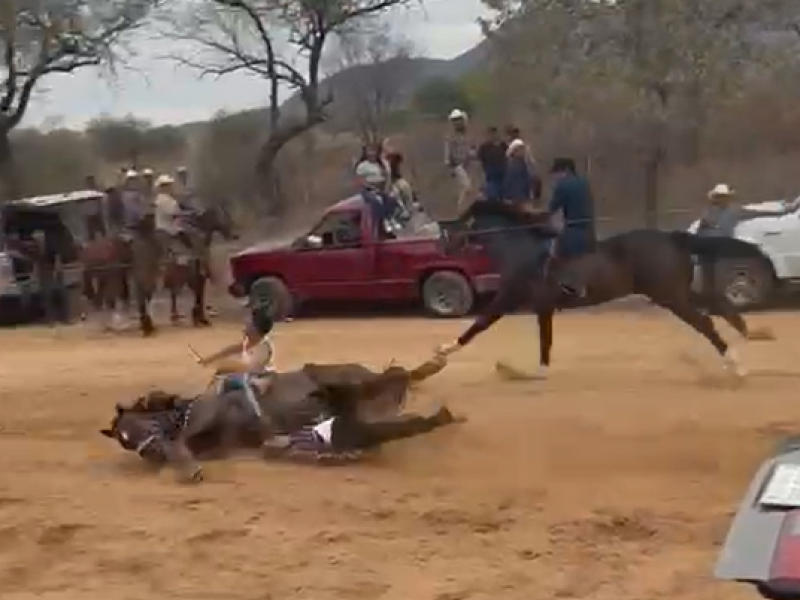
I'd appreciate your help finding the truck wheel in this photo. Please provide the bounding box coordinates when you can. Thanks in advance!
[716,259,774,310]
[249,276,293,321]
[422,270,474,318]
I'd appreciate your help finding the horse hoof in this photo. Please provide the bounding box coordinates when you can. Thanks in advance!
[747,328,775,341]
[193,317,211,327]
[495,361,548,381]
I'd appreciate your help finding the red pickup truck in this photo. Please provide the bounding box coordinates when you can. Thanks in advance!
[228,196,499,318]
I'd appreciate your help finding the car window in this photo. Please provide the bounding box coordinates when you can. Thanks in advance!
[310,211,362,247]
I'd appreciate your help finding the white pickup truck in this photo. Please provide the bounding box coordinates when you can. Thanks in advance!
[687,197,800,309]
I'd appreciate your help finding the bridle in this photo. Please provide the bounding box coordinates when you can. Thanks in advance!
[119,399,197,459]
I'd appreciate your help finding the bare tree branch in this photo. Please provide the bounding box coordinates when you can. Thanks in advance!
[170,0,414,212]
[0,0,162,132]
[328,17,415,142]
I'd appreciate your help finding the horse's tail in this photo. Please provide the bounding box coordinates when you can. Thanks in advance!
[669,231,763,261]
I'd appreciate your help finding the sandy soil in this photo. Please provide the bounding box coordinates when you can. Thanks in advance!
[0,309,797,600]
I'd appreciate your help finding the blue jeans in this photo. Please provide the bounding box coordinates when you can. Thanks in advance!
[218,374,262,418]
[362,190,387,222]
[557,227,595,258]
[484,178,504,202]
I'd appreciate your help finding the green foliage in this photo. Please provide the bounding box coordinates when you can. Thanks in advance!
[13,128,94,195]
[413,78,474,118]
[192,110,264,205]
[85,116,187,166]
[459,72,498,116]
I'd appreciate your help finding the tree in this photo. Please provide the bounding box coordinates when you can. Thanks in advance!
[171,0,414,214]
[86,115,150,165]
[0,0,161,197]
[413,77,472,118]
[86,116,187,167]
[483,0,799,226]
[329,18,416,143]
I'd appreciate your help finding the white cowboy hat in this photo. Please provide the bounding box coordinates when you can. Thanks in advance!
[155,174,174,186]
[141,168,154,176]
[708,183,734,198]
[124,169,138,178]
[176,166,188,173]
[507,138,525,154]
[448,109,467,120]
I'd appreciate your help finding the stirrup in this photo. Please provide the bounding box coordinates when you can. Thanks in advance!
[559,282,585,298]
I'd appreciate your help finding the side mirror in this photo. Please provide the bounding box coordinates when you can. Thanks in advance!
[305,234,323,248]
[100,428,114,438]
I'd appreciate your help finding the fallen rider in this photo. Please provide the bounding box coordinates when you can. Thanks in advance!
[261,400,461,464]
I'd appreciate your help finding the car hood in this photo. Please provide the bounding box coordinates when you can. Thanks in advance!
[742,199,790,212]
[233,239,292,258]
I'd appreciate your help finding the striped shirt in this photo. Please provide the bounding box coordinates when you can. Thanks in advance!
[445,133,472,168]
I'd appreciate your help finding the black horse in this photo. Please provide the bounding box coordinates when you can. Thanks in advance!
[435,201,774,378]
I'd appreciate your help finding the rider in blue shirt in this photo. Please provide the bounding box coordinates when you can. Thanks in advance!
[548,157,596,258]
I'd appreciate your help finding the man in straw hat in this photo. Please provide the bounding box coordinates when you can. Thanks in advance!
[444,109,475,209]
[154,173,194,257]
[696,183,741,303]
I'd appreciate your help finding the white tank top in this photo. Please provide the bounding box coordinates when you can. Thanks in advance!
[241,335,274,374]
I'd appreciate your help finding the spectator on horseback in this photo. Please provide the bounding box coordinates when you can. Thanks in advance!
[154,174,191,252]
[445,109,475,209]
[174,166,197,210]
[120,170,149,233]
[548,157,596,258]
[477,126,507,202]
[83,175,106,241]
[141,168,155,206]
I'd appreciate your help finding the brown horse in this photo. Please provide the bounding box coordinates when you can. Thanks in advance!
[81,206,236,335]
[100,358,448,482]
[436,202,774,378]
[162,205,237,326]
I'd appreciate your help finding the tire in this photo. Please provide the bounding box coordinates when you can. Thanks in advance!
[249,276,293,321]
[715,258,775,310]
[421,270,474,318]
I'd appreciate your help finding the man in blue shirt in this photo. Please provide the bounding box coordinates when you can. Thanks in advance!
[548,157,596,258]
[476,127,507,202]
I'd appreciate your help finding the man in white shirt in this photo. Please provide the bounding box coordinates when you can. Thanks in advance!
[154,174,192,255]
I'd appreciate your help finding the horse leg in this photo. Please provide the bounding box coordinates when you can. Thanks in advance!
[191,264,211,327]
[537,309,554,371]
[121,271,131,314]
[135,282,155,336]
[169,284,182,324]
[692,290,774,342]
[655,295,745,377]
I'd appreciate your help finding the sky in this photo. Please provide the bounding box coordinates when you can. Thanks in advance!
[24,0,491,129]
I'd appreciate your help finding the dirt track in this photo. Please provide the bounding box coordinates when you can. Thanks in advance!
[0,310,798,600]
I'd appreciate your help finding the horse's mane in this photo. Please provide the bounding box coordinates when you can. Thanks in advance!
[119,390,191,414]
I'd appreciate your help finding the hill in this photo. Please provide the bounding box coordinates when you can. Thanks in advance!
[271,40,488,121]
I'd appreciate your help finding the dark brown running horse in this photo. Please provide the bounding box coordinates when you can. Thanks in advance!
[435,202,774,378]
[100,358,449,482]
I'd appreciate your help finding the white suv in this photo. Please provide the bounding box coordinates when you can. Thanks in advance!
[688,197,800,308]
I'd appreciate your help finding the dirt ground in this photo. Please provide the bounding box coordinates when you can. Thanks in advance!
[0,309,798,600]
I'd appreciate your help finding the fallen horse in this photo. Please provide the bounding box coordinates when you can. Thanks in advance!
[715,436,800,599]
[100,358,456,482]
